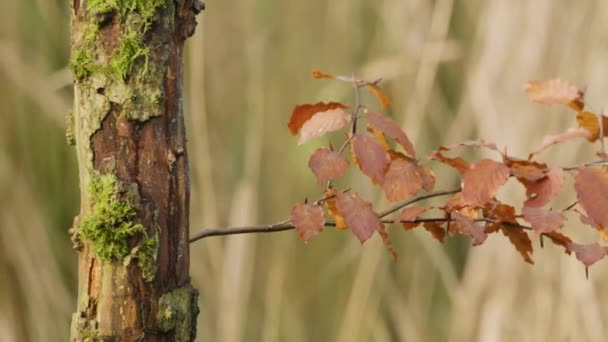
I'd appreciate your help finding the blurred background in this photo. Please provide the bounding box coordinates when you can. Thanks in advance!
[2,0,608,341]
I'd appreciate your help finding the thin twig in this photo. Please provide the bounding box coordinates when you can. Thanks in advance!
[189,188,460,243]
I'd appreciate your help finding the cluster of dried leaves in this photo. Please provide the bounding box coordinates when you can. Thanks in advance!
[288,74,608,276]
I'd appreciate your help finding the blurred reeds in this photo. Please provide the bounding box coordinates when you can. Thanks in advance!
[2,0,608,341]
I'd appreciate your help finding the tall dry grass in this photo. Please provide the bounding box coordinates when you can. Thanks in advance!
[1,0,608,341]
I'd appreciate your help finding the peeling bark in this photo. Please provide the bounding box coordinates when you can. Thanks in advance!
[69,1,201,340]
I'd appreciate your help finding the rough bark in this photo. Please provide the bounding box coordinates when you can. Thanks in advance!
[68,1,202,340]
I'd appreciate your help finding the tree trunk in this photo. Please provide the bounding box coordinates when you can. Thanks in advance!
[68,1,202,340]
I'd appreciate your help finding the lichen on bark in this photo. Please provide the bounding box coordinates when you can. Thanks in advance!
[156,286,200,341]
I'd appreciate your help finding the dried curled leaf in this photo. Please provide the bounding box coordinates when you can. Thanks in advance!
[543,231,572,254]
[367,84,392,109]
[329,189,383,243]
[575,167,608,230]
[298,108,351,145]
[501,227,534,264]
[377,225,398,261]
[365,111,416,158]
[568,242,607,267]
[523,167,564,208]
[525,78,582,106]
[312,70,335,79]
[381,155,424,202]
[532,127,591,154]
[423,222,446,243]
[308,148,349,184]
[350,134,391,184]
[396,205,432,230]
[522,206,565,234]
[288,102,348,135]
[461,159,510,206]
[451,212,487,246]
[428,150,470,174]
[290,203,326,242]
[576,111,608,142]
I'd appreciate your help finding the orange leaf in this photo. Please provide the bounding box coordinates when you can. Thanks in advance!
[325,191,347,230]
[396,205,432,230]
[501,226,534,264]
[543,231,572,254]
[381,155,425,202]
[532,127,591,154]
[367,84,392,109]
[525,78,582,106]
[451,212,487,246]
[308,148,349,184]
[298,107,351,145]
[423,222,446,243]
[288,102,348,135]
[331,189,383,243]
[522,206,565,234]
[350,134,391,184]
[510,161,547,182]
[576,111,608,142]
[365,111,416,158]
[312,70,335,79]
[428,150,469,173]
[420,166,436,192]
[461,159,510,206]
[377,225,398,261]
[523,167,564,208]
[484,202,517,234]
[568,242,606,267]
[575,167,608,230]
[290,203,326,242]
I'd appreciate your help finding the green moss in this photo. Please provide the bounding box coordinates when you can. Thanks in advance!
[156,286,200,341]
[71,313,100,342]
[66,111,76,146]
[78,172,158,277]
[110,28,149,81]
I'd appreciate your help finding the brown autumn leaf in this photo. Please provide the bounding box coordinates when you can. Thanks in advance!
[484,202,517,233]
[532,127,591,154]
[365,111,416,158]
[298,107,351,145]
[312,70,335,79]
[501,227,534,264]
[420,166,436,192]
[568,242,607,267]
[543,231,572,255]
[308,148,349,184]
[525,78,582,106]
[428,150,470,173]
[288,102,348,135]
[350,134,391,184]
[451,212,487,246]
[381,155,424,202]
[377,225,398,261]
[524,167,564,208]
[367,126,390,151]
[438,140,500,153]
[367,84,392,109]
[423,222,446,243]
[510,161,547,182]
[443,192,467,212]
[333,190,383,243]
[290,203,326,242]
[396,205,432,230]
[461,159,510,206]
[522,206,565,234]
[576,111,608,142]
[575,167,608,230]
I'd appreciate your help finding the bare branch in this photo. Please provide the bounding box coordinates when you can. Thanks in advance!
[189,188,460,243]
